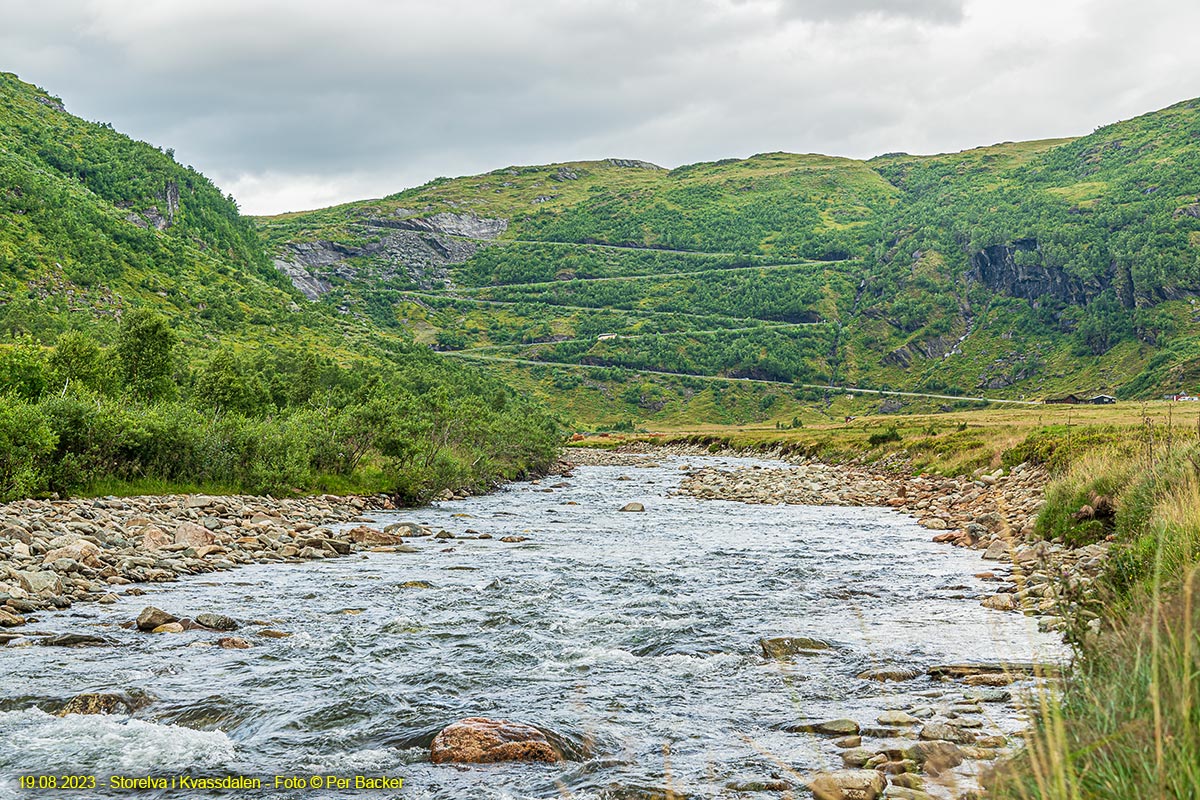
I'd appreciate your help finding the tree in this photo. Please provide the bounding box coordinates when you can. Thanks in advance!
[195,348,269,416]
[116,308,177,400]
[49,330,109,393]
[0,337,49,400]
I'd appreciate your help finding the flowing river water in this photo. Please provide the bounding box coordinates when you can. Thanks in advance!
[0,457,1065,799]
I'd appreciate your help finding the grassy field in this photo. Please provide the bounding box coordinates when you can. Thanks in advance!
[566,398,1195,476]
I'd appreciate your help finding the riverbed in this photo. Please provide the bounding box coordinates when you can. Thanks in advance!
[0,457,1064,798]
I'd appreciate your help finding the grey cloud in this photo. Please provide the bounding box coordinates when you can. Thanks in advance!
[1,0,1197,214]
[771,0,965,22]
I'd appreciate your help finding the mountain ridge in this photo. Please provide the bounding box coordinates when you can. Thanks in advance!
[255,95,1200,424]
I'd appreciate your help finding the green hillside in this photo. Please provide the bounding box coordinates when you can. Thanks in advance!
[258,99,1200,428]
[0,71,331,346]
[0,72,558,501]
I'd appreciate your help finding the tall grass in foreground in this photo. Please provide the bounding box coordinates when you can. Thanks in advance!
[990,443,1200,800]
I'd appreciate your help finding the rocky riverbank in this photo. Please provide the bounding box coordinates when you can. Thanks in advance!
[568,444,1108,637]
[2,446,1095,640]
[3,448,1067,799]
[0,491,447,632]
[0,452,577,634]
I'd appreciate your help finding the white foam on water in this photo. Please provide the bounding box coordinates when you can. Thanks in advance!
[0,709,235,773]
[298,747,401,774]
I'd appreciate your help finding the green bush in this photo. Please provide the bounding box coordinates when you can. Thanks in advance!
[0,338,49,400]
[48,331,111,394]
[0,397,56,499]
[0,333,561,503]
[116,308,177,401]
[867,426,902,447]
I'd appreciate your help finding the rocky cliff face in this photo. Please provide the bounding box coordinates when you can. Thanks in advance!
[273,212,507,299]
[365,211,508,239]
[967,240,1200,307]
[882,333,960,368]
[122,181,182,231]
[966,240,1104,306]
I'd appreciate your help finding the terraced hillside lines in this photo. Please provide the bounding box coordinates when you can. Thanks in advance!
[450,352,1040,406]
[500,238,750,257]
[453,240,810,287]
[453,259,827,292]
[400,291,799,327]
[397,288,841,357]
[485,323,838,383]
[475,263,852,325]
[453,321,828,354]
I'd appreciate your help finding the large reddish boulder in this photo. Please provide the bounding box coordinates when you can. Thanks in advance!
[430,717,562,764]
[42,539,103,568]
[345,526,403,546]
[174,522,216,548]
[141,526,172,550]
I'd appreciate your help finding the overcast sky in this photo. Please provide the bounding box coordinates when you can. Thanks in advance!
[3,0,1198,215]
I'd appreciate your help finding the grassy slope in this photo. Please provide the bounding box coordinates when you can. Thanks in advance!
[256,98,1200,431]
[0,73,315,350]
[262,152,896,256]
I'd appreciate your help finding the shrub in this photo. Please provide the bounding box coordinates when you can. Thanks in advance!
[867,426,902,447]
[0,337,49,400]
[0,396,56,499]
[48,330,109,393]
[0,337,561,502]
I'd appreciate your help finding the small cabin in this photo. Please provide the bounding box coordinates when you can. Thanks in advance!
[1089,395,1117,405]
[1045,394,1083,405]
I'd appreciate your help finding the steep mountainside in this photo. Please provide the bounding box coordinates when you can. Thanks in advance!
[0,72,328,349]
[258,98,1200,425]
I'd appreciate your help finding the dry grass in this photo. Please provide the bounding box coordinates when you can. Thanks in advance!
[578,402,1193,477]
[991,442,1200,800]
[991,571,1200,800]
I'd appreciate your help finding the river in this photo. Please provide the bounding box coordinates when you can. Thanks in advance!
[0,456,1064,799]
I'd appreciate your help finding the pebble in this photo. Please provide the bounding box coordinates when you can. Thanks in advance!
[217,636,252,649]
